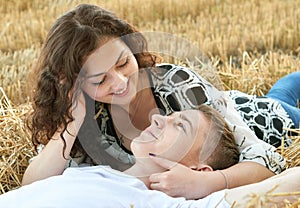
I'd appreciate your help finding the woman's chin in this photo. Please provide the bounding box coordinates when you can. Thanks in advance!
[112,89,137,106]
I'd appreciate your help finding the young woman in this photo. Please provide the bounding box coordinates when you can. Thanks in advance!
[22,3,299,199]
[2,106,299,207]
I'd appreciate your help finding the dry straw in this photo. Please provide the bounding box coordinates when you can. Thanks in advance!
[0,0,300,206]
[242,129,300,208]
[244,185,300,208]
[277,129,300,169]
[0,88,35,194]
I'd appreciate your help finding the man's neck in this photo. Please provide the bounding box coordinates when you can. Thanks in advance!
[124,159,165,188]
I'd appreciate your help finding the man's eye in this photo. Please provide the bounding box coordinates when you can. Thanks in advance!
[177,122,185,130]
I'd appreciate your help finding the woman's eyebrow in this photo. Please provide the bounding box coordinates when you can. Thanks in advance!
[114,49,125,65]
[85,49,125,78]
[85,72,105,78]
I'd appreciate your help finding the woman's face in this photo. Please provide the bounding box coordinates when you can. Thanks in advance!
[131,109,211,166]
[81,38,139,105]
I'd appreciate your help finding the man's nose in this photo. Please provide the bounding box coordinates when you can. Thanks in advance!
[151,114,168,128]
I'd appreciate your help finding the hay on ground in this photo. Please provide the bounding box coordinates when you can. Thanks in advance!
[0,87,35,194]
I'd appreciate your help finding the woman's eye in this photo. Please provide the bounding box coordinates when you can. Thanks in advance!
[117,57,129,68]
[93,76,106,86]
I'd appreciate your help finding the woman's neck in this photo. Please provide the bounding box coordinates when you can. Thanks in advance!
[127,70,153,112]
[108,70,159,150]
[113,71,159,131]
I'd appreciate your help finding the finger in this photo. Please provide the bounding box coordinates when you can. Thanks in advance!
[149,153,178,170]
[149,173,161,183]
[149,182,163,191]
[150,181,174,195]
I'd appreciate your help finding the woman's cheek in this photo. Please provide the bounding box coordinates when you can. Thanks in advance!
[86,85,108,100]
[83,88,97,99]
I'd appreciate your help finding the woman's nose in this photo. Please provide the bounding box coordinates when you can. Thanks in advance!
[109,70,128,92]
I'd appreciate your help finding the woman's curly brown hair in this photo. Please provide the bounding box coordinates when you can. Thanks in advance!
[27,4,159,154]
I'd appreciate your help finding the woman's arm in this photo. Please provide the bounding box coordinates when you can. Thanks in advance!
[22,92,86,185]
[149,156,274,199]
[221,161,274,189]
[22,129,77,185]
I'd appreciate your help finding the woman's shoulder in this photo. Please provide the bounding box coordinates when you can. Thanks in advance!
[225,90,255,99]
[155,63,193,72]
[148,63,222,110]
[149,63,202,80]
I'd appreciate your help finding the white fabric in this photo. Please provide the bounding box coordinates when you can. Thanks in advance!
[0,166,230,208]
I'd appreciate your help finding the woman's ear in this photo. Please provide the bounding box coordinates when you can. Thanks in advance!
[190,164,213,172]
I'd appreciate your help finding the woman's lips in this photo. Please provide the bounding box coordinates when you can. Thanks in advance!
[113,81,130,96]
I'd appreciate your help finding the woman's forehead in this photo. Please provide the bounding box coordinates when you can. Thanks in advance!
[82,39,129,74]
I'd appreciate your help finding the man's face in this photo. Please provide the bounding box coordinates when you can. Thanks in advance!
[131,109,212,166]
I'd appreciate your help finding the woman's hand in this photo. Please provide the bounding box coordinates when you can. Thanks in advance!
[67,90,87,136]
[148,156,225,199]
[149,155,275,199]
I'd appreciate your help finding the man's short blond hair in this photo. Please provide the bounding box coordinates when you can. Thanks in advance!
[197,104,239,170]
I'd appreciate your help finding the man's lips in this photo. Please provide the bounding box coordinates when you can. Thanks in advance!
[144,127,159,140]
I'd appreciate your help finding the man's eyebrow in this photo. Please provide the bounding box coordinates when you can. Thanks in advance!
[85,49,125,78]
[180,114,193,130]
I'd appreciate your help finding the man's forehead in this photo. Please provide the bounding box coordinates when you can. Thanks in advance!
[173,110,204,130]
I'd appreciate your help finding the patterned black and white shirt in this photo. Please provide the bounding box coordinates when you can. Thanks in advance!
[71,64,289,174]
[227,90,294,147]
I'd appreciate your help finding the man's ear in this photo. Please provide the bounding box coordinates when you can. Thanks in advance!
[189,164,213,172]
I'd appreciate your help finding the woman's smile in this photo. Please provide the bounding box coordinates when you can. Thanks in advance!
[113,79,130,96]
[81,38,139,105]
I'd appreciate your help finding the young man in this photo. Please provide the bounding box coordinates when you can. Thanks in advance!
[1,105,299,207]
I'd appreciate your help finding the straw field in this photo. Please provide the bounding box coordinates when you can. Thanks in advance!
[0,0,299,206]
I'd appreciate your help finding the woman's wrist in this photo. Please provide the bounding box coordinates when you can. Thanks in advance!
[192,170,230,199]
[217,170,229,189]
[210,170,230,192]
